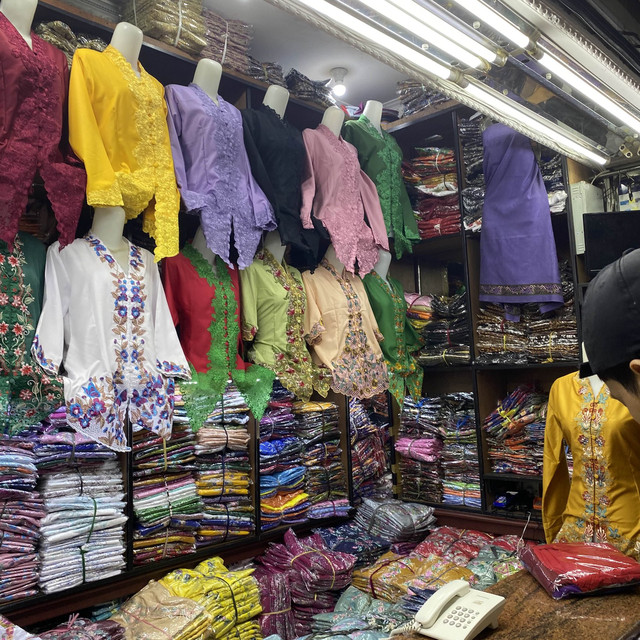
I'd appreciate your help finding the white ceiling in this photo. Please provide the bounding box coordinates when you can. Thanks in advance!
[203,0,407,105]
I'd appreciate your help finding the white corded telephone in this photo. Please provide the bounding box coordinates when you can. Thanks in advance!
[385,580,506,640]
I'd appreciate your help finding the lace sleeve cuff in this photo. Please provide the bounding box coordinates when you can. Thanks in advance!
[243,324,258,342]
[86,183,124,209]
[306,322,325,346]
[156,359,191,380]
[375,329,384,343]
[31,335,60,375]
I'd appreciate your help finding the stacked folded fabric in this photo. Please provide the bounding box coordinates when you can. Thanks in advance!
[414,526,493,566]
[0,433,44,603]
[540,152,567,214]
[483,387,548,475]
[404,293,433,333]
[396,80,451,118]
[458,117,485,232]
[35,20,108,66]
[475,304,529,365]
[132,411,202,564]
[353,498,435,542]
[402,147,461,239]
[294,402,350,520]
[257,529,357,637]
[466,536,523,589]
[255,567,296,640]
[314,522,391,568]
[285,69,334,108]
[201,8,253,74]
[37,449,127,594]
[38,618,126,639]
[247,57,287,87]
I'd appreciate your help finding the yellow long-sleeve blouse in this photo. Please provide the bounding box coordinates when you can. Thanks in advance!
[68,46,180,260]
[543,372,640,557]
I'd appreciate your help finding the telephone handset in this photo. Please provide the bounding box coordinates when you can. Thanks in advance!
[386,580,506,640]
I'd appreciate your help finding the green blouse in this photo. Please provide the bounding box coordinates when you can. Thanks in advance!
[342,116,419,258]
[363,271,423,408]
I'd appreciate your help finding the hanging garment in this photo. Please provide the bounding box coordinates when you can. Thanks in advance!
[32,235,190,451]
[165,84,275,268]
[479,123,563,321]
[302,260,388,399]
[0,233,63,433]
[543,372,640,557]
[362,272,423,408]
[163,244,274,423]
[240,248,330,402]
[342,116,419,258]
[68,46,181,261]
[300,125,388,275]
[242,105,329,270]
[0,13,85,249]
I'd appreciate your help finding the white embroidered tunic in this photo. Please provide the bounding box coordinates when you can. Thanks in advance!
[32,235,190,451]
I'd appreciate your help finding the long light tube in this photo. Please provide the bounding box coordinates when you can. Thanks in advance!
[296,0,452,80]
[446,0,530,49]
[465,83,608,165]
[359,0,497,67]
[539,52,640,134]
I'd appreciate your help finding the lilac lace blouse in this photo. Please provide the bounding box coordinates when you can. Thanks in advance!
[165,84,275,268]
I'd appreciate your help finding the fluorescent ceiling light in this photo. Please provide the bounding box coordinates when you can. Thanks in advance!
[539,52,640,135]
[295,0,452,80]
[447,0,530,49]
[465,82,608,165]
[359,0,496,68]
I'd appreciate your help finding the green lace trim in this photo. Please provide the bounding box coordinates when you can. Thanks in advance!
[181,244,274,429]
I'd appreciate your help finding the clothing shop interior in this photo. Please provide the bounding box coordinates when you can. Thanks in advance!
[4,0,640,638]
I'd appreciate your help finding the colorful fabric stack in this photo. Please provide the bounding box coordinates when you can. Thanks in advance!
[458,117,485,233]
[416,292,471,367]
[540,151,567,214]
[201,8,253,75]
[475,304,529,365]
[257,529,357,637]
[349,398,389,504]
[397,396,444,503]
[414,526,494,566]
[483,387,548,475]
[38,618,125,639]
[314,522,391,568]
[294,401,350,520]
[353,498,435,542]
[402,147,460,239]
[36,431,127,593]
[255,567,296,640]
[396,80,450,118]
[0,433,43,603]
[466,536,523,589]
[132,411,202,565]
[190,384,255,545]
[440,393,481,509]
[404,293,433,334]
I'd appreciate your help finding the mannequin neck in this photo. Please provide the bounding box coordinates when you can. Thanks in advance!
[0,0,37,48]
[321,106,344,138]
[192,226,217,271]
[193,58,221,105]
[110,22,143,77]
[91,207,129,272]
[263,84,289,119]
[362,100,383,133]
[323,245,346,274]
[588,374,605,397]
[263,230,285,264]
[374,249,392,285]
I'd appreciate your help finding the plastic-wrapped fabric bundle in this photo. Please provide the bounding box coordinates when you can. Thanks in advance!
[261,490,311,530]
[260,438,304,474]
[255,567,296,640]
[0,433,44,603]
[261,467,306,499]
[353,498,435,542]
[314,522,391,568]
[38,618,126,639]
[396,80,450,118]
[395,437,442,463]
[414,526,494,566]
[201,8,253,74]
[285,68,334,108]
[404,293,432,332]
[475,304,529,364]
[466,536,523,589]
[540,151,567,214]
[35,20,108,66]
[519,542,640,599]
[248,57,287,87]
[122,0,207,56]
[458,118,485,232]
[219,620,262,640]
[483,387,548,475]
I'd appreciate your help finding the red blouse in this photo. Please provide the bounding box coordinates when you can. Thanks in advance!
[0,14,85,247]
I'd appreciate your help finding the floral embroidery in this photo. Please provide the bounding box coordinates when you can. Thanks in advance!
[259,249,330,402]
[156,359,190,377]
[181,244,274,427]
[307,321,325,346]
[555,376,635,555]
[322,260,388,398]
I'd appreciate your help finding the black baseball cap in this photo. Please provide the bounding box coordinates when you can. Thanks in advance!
[581,248,640,378]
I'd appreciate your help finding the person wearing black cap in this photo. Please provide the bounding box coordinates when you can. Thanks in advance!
[582,248,640,423]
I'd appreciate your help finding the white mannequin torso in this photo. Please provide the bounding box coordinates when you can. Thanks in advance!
[321,106,345,137]
[90,207,129,273]
[362,100,383,134]
[110,22,143,77]
[263,230,285,264]
[373,249,392,286]
[263,84,289,118]
[0,0,37,48]
[323,244,347,275]
[193,58,221,105]
[192,226,217,272]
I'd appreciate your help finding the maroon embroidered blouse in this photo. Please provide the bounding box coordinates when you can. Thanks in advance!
[0,13,85,247]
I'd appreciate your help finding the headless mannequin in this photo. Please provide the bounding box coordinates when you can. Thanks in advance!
[91,22,144,272]
[263,230,285,265]
[323,244,347,275]
[321,106,345,137]
[263,84,289,119]
[193,58,221,105]
[192,226,217,272]
[362,100,383,134]
[0,0,37,48]
[373,249,392,287]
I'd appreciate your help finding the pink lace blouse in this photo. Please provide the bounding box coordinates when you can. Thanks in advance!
[300,125,389,275]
